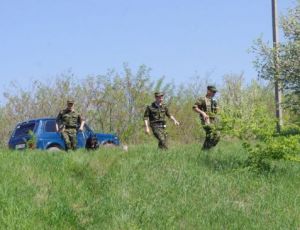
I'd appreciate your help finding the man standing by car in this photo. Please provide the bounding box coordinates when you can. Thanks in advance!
[144,92,180,150]
[193,85,220,150]
[56,99,85,151]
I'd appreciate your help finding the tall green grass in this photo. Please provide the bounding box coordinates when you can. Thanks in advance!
[0,142,299,229]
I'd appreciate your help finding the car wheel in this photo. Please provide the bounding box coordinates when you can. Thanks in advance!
[102,142,116,148]
[47,146,62,152]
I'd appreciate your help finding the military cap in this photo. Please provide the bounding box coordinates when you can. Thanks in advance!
[154,92,164,97]
[207,85,217,92]
[67,99,75,104]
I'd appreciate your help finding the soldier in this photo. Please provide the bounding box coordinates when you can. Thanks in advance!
[144,92,180,149]
[56,99,85,151]
[193,85,220,150]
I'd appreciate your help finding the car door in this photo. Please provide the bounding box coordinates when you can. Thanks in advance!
[76,125,90,148]
[40,119,65,150]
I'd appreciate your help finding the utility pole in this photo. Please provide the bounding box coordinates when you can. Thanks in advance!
[272,0,283,132]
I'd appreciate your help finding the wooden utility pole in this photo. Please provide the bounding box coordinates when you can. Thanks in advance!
[272,0,283,132]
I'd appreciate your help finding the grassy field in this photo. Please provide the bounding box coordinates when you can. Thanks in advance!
[0,141,299,229]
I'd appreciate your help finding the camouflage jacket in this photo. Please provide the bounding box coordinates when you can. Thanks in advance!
[193,96,218,122]
[144,102,171,125]
[56,109,83,129]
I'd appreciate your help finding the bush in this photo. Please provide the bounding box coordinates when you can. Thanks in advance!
[244,134,300,172]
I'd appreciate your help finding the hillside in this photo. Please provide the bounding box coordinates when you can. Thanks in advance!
[0,142,299,229]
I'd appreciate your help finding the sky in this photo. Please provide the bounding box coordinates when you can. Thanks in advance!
[0,0,297,102]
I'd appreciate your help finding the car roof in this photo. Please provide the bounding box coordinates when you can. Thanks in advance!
[17,117,55,125]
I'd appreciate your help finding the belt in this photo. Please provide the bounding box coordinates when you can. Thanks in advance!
[151,122,166,128]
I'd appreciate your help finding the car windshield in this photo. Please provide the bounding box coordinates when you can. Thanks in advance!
[14,122,36,137]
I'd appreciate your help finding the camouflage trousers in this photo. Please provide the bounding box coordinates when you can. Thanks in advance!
[61,128,77,151]
[202,124,220,150]
[151,126,168,150]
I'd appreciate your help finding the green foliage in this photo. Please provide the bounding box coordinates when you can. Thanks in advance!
[218,75,276,140]
[26,130,37,149]
[243,134,300,172]
[0,64,207,147]
[249,0,300,169]
[252,2,300,113]
[216,74,300,172]
[244,121,300,171]
[0,63,299,175]
[0,144,300,228]
[218,107,276,140]
[280,123,300,136]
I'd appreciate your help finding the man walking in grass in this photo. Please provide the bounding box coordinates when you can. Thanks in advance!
[193,85,220,150]
[56,99,85,151]
[144,92,180,150]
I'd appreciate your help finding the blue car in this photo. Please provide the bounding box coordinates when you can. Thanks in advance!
[8,118,120,150]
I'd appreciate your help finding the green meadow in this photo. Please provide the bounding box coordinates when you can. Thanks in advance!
[0,142,299,229]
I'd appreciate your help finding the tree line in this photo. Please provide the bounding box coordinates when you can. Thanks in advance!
[0,1,299,156]
[0,67,276,147]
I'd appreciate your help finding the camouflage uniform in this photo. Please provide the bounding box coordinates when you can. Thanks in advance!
[56,108,83,151]
[193,96,220,150]
[144,102,171,149]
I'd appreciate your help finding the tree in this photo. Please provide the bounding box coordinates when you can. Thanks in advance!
[253,2,300,117]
